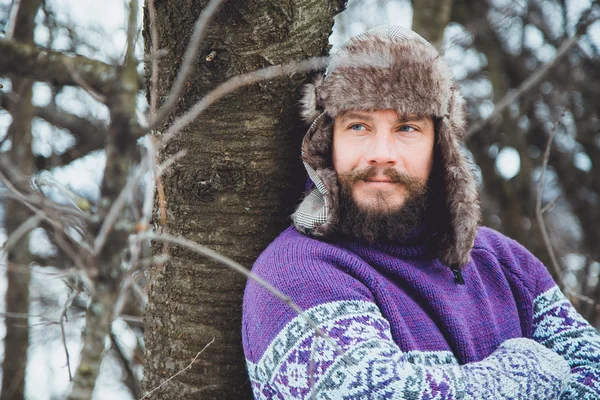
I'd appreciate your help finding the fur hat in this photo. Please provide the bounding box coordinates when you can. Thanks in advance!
[292,25,481,269]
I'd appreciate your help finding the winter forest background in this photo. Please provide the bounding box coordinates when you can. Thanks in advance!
[0,0,599,398]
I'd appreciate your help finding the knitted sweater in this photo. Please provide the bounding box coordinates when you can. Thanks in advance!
[242,226,600,399]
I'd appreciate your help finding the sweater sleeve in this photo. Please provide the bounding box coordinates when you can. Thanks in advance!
[245,298,570,399]
[497,231,600,399]
[243,233,570,399]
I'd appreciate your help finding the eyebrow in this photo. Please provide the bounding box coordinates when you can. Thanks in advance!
[340,112,428,124]
[340,112,374,123]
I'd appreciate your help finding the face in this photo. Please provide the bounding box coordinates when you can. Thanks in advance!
[332,109,435,214]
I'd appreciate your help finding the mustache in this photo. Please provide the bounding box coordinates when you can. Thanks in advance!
[339,166,422,187]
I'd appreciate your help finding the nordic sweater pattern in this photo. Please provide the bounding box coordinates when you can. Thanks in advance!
[242,226,600,399]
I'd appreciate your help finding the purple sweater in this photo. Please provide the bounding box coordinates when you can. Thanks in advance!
[242,226,600,399]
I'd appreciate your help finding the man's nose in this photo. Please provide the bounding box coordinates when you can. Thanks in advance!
[367,133,397,167]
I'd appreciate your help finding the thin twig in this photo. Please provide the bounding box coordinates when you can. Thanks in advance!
[93,171,139,256]
[0,191,90,220]
[564,287,600,314]
[35,177,90,213]
[140,232,342,354]
[156,149,187,177]
[64,60,107,104]
[535,110,566,289]
[53,233,92,287]
[113,275,134,318]
[140,337,215,399]
[2,214,43,253]
[60,286,82,381]
[148,0,226,129]
[119,314,144,328]
[541,196,559,214]
[160,56,330,145]
[0,169,64,232]
[110,328,142,399]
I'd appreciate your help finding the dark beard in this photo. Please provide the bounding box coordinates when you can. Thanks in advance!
[336,166,429,244]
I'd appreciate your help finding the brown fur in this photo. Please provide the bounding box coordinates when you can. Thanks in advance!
[293,26,481,268]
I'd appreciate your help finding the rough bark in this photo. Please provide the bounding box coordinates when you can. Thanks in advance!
[142,0,344,398]
[1,1,41,399]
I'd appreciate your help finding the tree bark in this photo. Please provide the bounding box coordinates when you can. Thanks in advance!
[142,0,343,398]
[1,1,41,398]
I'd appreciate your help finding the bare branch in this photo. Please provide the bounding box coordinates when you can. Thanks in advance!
[148,0,226,129]
[93,171,137,256]
[0,190,89,220]
[535,111,566,289]
[541,196,559,215]
[64,61,108,104]
[35,177,91,213]
[564,287,600,314]
[161,56,330,144]
[0,38,122,96]
[2,214,43,253]
[140,337,215,399]
[0,168,64,231]
[110,328,142,399]
[0,81,107,147]
[119,314,144,328]
[34,104,106,142]
[466,6,597,139]
[60,286,82,381]
[52,233,92,283]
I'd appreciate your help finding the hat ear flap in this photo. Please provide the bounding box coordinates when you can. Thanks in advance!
[436,106,481,267]
[446,87,468,140]
[299,74,325,124]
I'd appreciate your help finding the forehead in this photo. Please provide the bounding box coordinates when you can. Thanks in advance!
[337,109,431,123]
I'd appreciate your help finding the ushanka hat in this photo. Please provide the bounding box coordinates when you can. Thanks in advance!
[292,25,481,271]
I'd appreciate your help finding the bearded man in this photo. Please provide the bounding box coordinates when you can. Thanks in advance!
[242,26,600,399]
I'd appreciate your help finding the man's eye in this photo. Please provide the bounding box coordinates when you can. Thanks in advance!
[399,125,417,132]
[349,124,366,131]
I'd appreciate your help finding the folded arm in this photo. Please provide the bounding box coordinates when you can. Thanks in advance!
[533,285,600,399]
[247,299,569,399]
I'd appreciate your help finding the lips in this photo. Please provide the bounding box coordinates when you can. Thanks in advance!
[365,178,395,183]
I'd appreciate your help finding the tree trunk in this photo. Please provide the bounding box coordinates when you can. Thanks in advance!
[142,0,343,398]
[1,1,41,398]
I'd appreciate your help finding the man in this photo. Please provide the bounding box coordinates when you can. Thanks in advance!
[242,26,600,399]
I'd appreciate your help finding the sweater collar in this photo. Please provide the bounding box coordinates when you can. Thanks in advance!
[333,223,440,260]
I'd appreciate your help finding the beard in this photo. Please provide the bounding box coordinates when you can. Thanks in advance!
[336,166,429,244]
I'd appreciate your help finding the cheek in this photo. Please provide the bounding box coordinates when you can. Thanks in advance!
[407,144,435,181]
[332,137,360,173]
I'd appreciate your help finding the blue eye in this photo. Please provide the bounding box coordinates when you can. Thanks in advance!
[349,124,366,131]
[399,125,417,132]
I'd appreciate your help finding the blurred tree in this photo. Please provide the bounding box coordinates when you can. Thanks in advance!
[1,1,41,399]
[141,0,344,398]
[449,0,599,303]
